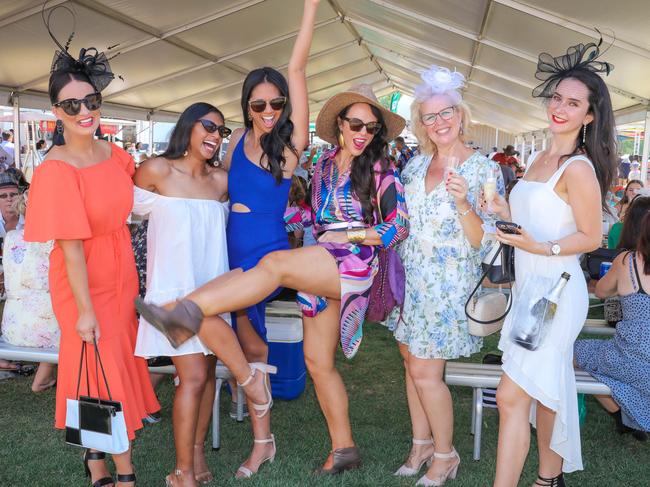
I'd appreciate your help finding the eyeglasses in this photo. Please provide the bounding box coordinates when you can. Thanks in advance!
[421,106,455,126]
[341,116,382,135]
[54,92,103,116]
[248,97,287,113]
[197,119,232,138]
[0,192,19,200]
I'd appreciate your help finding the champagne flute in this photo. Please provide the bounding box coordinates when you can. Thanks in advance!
[443,155,459,200]
[483,166,499,210]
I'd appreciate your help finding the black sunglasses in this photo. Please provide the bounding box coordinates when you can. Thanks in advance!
[341,116,382,135]
[54,92,102,116]
[248,97,287,113]
[197,119,232,138]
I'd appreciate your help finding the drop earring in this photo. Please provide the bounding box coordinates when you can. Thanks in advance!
[582,123,587,144]
[56,119,63,134]
[337,132,345,149]
[459,123,464,135]
[183,150,188,157]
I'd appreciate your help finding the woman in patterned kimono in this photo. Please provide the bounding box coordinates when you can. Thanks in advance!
[136,83,409,475]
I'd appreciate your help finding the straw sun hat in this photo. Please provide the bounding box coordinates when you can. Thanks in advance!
[315,84,406,146]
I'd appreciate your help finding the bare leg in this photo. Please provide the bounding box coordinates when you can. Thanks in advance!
[31,362,56,392]
[303,300,354,469]
[494,374,533,487]
[397,344,434,468]
[536,402,563,482]
[193,355,217,483]
[170,353,209,486]
[595,394,619,413]
[234,312,274,478]
[407,355,456,481]
[86,449,113,486]
[112,446,134,486]
[148,372,167,389]
[187,247,341,316]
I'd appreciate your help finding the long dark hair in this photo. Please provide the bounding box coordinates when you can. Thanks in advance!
[48,71,93,147]
[241,67,296,183]
[555,71,618,209]
[620,179,644,205]
[638,211,650,275]
[160,102,225,165]
[338,104,389,224]
[618,196,650,251]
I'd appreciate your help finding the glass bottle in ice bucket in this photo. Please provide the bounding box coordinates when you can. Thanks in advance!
[512,272,571,350]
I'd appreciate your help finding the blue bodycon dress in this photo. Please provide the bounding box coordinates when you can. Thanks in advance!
[226,131,291,342]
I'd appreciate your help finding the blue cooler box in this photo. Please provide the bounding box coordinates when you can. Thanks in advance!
[266,314,306,400]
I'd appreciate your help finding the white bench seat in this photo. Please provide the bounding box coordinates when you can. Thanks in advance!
[444,362,611,461]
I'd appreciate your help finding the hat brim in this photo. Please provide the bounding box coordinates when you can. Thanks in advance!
[315,92,406,146]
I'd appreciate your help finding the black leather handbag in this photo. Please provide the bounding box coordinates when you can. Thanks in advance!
[582,248,620,280]
[483,242,515,285]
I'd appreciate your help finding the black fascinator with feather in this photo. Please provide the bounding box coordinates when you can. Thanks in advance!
[42,2,118,92]
[533,35,614,98]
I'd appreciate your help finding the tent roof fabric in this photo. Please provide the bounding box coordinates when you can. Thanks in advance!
[1,0,649,132]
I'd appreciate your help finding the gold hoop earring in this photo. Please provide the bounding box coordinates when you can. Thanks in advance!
[337,132,345,149]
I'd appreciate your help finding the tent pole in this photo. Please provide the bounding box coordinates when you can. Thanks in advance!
[642,110,650,184]
[148,118,154,156]
[12,92,21,169]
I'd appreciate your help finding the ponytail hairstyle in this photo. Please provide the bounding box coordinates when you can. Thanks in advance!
[240,67,297,184]
[337,104,389,224]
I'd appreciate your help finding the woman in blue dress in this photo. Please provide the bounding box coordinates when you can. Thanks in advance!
[574,199,650,441]
[220,0,316,478]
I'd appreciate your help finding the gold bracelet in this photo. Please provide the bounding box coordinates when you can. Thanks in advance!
[347,228,366,244]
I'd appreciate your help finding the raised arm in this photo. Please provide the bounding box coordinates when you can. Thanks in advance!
[288,0,319,153]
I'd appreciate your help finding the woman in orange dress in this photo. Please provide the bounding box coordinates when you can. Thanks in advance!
[23,36,159,486]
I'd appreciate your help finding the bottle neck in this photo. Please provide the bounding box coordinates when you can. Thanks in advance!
[546,277,569,303]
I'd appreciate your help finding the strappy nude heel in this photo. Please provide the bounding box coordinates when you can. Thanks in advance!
[394,438,435,477]
[235,435,276,478]
[416,448,460,486]
[193,443,213,484]
[238,362,277,418]
[165,469,190,487]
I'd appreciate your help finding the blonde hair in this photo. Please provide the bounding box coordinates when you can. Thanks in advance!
[410,97,472,158]
[11,191,26,216]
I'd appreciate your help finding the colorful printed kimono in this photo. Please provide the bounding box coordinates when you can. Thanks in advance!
[298,148,409,358]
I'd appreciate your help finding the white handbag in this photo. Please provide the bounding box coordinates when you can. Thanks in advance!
[465,239,512,337]
[65,341,129,455]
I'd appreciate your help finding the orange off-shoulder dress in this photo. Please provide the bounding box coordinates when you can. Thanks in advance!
[24,144,160,440]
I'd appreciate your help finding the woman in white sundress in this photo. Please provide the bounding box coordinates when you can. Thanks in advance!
[133,102,275,487]
[488,41,618,487]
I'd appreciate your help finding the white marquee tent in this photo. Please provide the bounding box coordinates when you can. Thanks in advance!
[1,0,649,172]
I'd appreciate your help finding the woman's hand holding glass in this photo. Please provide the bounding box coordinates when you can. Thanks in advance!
[446,171,471,209]
[480,191,511,221]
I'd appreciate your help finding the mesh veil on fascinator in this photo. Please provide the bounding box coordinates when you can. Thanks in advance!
[43,3,119,92]
[532,36,614,98]
[413,65,466,104]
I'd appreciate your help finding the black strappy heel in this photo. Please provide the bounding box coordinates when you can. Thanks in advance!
[116,473,136,485]
[83,450,114,487]
[535,473,566,487]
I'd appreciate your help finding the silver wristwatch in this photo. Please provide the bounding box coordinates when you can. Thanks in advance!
[549,241,561,256]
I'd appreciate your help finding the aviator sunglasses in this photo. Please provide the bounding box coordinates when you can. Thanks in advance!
[197,119,232,138]
[248,96,287,113]
[341,116,382,135]
[54,92,103,116]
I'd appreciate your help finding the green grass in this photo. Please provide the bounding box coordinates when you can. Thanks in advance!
[0,325,647,487]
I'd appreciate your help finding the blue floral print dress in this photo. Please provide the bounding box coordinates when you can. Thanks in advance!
[387,152,504,359]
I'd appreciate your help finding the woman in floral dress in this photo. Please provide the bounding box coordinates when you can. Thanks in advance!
[387,66,503,487]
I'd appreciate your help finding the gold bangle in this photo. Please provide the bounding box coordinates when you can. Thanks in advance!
[347,228,366,244]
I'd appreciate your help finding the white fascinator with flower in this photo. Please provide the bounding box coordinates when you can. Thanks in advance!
[413,65,466,104]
